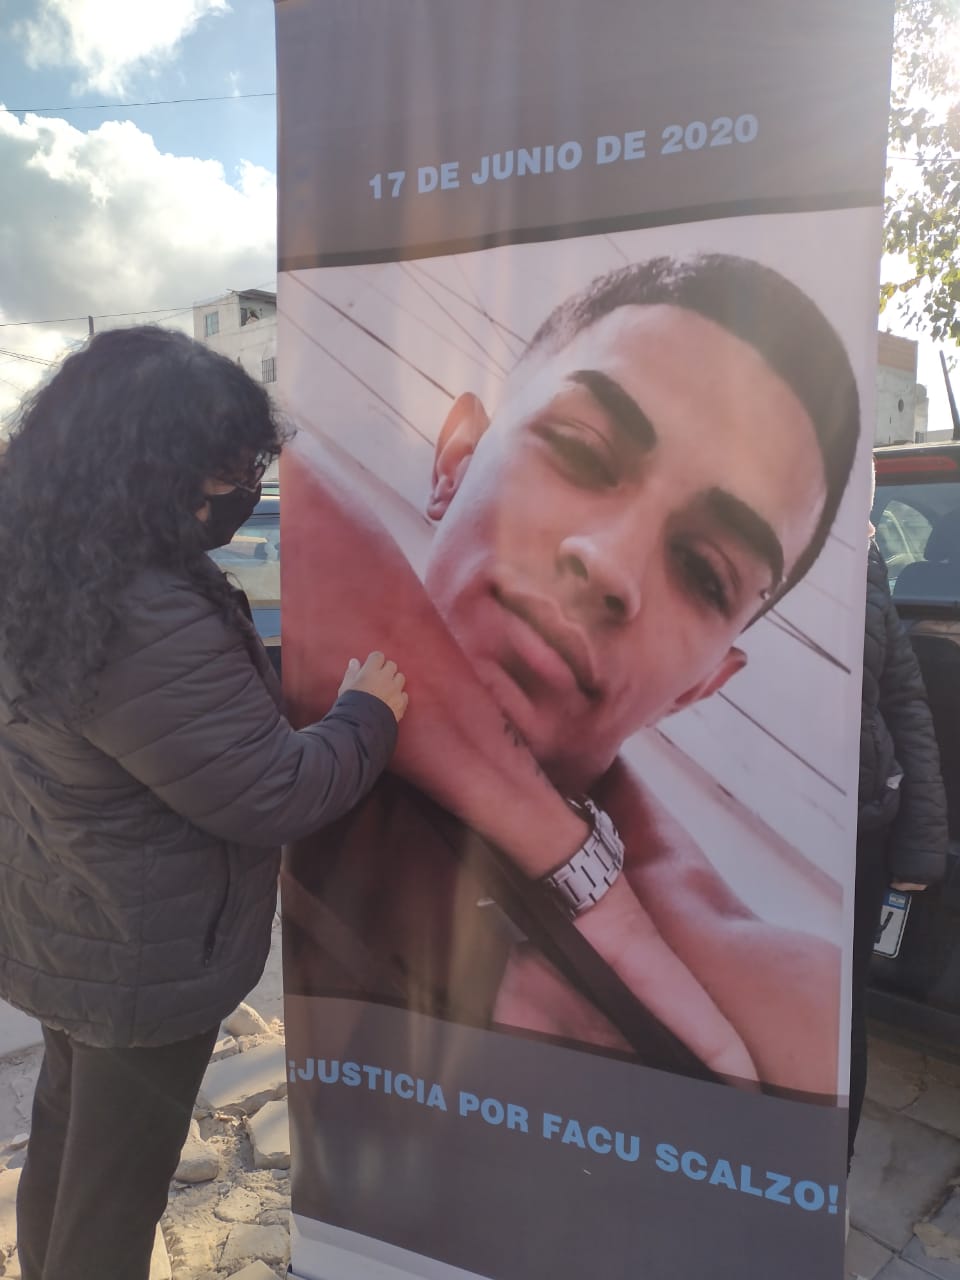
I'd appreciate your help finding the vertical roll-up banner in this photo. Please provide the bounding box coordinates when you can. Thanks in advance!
[276,3,894,1276]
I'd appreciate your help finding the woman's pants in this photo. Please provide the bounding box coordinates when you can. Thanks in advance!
[16,1021,219,1280]
[849,829,890,1167]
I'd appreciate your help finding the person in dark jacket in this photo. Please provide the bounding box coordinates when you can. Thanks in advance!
[851,533,948,1162]
[0,326,407,1280]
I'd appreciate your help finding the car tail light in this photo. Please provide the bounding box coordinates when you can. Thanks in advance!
[875,455,959,478]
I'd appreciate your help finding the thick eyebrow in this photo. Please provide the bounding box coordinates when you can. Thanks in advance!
[568,368,784,588]
[569,369,657,452]
[700,488,784,588]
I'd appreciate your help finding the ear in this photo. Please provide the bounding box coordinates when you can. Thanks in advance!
[669,646,747,715]
[427,393,490,520]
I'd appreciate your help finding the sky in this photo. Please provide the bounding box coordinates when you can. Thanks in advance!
[0,0,953,430]
[0,0,277,419]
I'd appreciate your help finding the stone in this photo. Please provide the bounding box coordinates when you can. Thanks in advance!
[247,1099,290,1170]
[149,1226,172,1280]
[196,1040,287,1117]
[222,1004,270,1039]
[162,1221,217,1273]
[224,1262,277,1280]
[848,1103,960,1249]
[173,1119,219,1184]
[1,1137,26,1155]
[0,1007,40,1059]
[0,1168,20,1253]
[8,1071,39,1134]
[255,1186,288,1212]
[930,1191,960,1236]
[219,1223,288,1269]
[211,1035,240,1063]
[865,1059,924,1112]
[241,909,284,1027]
[903,1190,960,1279]
[876,1261,953,1278]
[845,1228,893,1280]
[927,1057,960,1092]
[215,1187,262,1224]
[917,1224,960,1260]
[906,1082,960,1143]
[868,1037,927,1078]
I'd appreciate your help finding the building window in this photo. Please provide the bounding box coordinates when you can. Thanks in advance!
[262,356,276,384]
[204,311,220,338]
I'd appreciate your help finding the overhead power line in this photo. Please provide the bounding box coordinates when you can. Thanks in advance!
[0,280,277,335]
[3,91,275,114]
[0,304,196,330]
[0,348,56,367]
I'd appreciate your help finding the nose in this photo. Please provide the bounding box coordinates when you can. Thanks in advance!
[557,523,646,624]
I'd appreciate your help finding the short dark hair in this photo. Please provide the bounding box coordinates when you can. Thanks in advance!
[525,253,861,601]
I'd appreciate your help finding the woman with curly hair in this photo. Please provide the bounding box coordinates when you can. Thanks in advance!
[0,326,407,1280]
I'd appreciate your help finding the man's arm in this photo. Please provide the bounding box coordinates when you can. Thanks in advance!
[597,759,841,1096]
[282,437,589,868]
[280,439,755,1083]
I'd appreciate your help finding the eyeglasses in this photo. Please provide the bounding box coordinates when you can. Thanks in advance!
[217,458,267,494]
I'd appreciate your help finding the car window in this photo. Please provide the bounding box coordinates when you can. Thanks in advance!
[875,500,932,578]
[873,480,960,603]
[210,508,281,608]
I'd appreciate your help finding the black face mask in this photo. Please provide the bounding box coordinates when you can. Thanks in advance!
[201,484,261,550]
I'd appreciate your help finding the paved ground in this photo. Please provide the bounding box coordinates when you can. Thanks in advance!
[0,915,289,1280]
[847,1036,960,1280]
[0,919,957,1279]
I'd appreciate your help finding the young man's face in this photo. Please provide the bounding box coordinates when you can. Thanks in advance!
[424,303,828,791]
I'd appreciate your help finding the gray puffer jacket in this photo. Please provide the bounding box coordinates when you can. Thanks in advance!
[0,566,397,1048]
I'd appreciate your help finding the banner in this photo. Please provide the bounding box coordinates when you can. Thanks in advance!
[275,2,894,1276]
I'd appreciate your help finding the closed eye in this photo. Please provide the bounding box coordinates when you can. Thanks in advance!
[671,542,733,616]
[535,422,618,488]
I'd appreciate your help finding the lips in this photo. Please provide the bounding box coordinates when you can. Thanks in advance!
[491,584,602,701]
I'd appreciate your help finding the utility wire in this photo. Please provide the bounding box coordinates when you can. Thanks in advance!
[3,92,275,114]
[0,348,56,366]
[0,286,276,331]
[0,305,193,329]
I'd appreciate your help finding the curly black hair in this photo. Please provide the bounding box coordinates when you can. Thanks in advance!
[0,325,286,704]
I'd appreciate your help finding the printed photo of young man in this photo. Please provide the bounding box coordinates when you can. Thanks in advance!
[278,251,861,1099]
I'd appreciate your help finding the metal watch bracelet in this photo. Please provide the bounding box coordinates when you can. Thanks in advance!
[538,797,625,918]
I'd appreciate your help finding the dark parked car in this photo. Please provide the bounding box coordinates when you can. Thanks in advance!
[208,485,281,677]
[870,442,960,1047]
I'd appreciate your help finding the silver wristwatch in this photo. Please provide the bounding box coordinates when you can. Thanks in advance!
[539,797,625,918]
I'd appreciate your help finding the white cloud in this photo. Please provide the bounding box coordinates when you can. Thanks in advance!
[16,0,230,96]
[0,109,276,422]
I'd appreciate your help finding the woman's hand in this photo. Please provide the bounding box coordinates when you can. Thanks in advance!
[282,439,589,866]
[339,652,408,722]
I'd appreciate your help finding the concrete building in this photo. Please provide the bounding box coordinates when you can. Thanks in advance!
[193,288,278,400]
[876,331,922,446]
